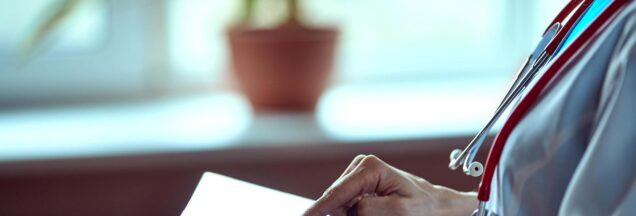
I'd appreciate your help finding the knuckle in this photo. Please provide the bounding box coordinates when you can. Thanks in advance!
[360,155,381,166]
[323,186,339,197]
[321,184,340,198]
[358,155,390,176]
[350,154,366,164]
[365,154,380,161]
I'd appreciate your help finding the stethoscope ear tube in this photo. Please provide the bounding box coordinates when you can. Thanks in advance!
[448,23,562,178]
[476,0,629,202]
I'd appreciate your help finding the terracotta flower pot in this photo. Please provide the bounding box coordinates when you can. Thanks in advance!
[228,27,338,112]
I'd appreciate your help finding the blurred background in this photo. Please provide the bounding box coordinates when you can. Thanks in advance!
[0,0,567,215]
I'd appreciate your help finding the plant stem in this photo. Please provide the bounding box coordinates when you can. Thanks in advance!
[240,0,256,26]
[20,0,81,57]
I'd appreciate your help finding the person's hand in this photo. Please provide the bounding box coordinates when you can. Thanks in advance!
[303,155,478,216]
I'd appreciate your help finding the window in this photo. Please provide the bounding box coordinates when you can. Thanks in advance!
[0,0,568,104]
[0,0,165,104]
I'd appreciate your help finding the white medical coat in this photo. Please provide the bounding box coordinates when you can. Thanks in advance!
[488,1,636,215]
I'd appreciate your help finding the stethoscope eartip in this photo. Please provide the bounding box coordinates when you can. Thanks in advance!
[467,162,484,177]
[450,149,462,161]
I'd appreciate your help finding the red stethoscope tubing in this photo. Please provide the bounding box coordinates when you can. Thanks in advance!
[477,0,630,202]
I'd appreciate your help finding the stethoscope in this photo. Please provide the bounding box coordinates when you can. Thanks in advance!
[446,0,630,215]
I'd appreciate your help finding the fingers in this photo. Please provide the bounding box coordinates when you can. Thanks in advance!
[304,155,388,216]
[326,155,367,198]
[337,155,367,180]
[356,196,411,216]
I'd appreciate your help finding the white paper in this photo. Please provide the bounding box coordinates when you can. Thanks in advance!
[182,172,314,215]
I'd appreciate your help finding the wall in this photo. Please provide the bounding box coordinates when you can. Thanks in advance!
[0,136,490,215]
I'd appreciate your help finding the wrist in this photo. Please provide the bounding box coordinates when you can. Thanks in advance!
[432,185,478,216]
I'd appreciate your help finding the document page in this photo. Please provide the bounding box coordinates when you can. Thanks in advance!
[182,172,314,215]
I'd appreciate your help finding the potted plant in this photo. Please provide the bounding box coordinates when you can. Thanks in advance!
[228,0,339,112]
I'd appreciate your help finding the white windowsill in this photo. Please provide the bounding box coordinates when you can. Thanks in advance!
[0,78,508,162]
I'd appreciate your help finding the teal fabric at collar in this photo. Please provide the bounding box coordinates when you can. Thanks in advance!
[556,0,612,55]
